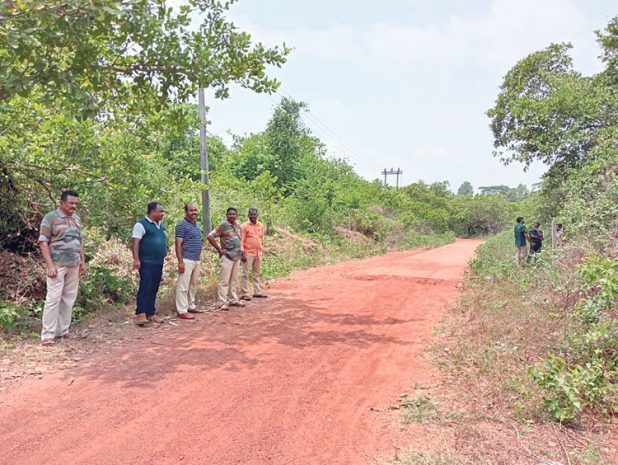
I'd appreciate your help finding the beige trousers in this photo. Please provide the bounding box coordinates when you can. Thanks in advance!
[175,258,201,314]
[515,245,528,266]
[41,265,80,341]
[241,254,262,296]
[218,255,240,304]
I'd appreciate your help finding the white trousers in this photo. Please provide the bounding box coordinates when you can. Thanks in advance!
[217,255,240,304]
[41,265,80,341]
[240,255,262,296]
[175,258,201,313]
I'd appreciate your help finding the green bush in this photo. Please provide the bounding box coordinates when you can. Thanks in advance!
[575,257,618,323]
[76,264,135,316]
[0,300,28,332]
[528,254,618,423]
[529,355,615,423]
[469,231,515,279]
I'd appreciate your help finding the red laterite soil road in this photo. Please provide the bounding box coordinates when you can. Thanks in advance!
[0,239,481,465]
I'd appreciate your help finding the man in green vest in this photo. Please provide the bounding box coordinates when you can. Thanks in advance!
[132,201,168,326]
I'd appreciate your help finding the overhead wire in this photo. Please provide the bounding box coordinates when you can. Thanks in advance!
[262,92,381,174]
[170,0,384,174]
[277,87,383,172]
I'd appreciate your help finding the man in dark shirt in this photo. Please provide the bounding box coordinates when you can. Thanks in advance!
[527,222,544,262]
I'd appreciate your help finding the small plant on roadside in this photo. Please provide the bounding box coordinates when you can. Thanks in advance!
[577,444,607,465]
[0,301,28,333]
[529,355,616,424]
[388,450,462,465]
[400,394,440,426]
[575,257,618,324]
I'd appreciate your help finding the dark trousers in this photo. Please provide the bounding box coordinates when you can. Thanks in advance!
[527,242,542,261]
[136,262,163,316]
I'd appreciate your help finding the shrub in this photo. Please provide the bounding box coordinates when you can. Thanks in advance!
[0,300,28,332]
[529,355,616,423]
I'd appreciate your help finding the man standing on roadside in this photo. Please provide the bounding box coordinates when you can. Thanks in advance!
[175,203,205,320]
[207,207,246,311]
[132,202,167,326]
[39,190,85,346]
[240,208,268,301]
[514,216,529,266]
[527,222,544,262]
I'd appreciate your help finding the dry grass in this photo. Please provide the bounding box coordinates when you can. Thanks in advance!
[383,241,617,465]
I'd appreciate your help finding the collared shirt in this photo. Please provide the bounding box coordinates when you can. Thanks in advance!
[132,216,162,239]
[175,218,203,261]
[39,209,83,266]
[241,220,265,256]
[514,223,527,247]
[208,221,242,260]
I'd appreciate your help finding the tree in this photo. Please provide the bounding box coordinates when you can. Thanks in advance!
[0,0,291,249]
[487,18,618,183]
[0,1,290,111]
[457,181,474,195]
[448,195,513,237]
[478,185,510,196]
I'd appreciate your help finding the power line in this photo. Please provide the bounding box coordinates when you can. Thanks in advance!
[263,93,381,173]
[275,87,383,172]
[278,86,382,169]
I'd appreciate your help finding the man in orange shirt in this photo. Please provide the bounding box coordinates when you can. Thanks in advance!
[240,208,267,301]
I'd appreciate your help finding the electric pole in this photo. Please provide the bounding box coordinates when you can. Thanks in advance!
[381,168,403,188]
[198,88,212,234]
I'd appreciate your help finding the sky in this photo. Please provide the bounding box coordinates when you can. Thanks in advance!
[202,0,617,192]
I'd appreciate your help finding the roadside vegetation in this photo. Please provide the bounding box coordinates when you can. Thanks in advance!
[390,17,618,465]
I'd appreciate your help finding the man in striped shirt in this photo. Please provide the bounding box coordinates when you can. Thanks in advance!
[175,203,205,319]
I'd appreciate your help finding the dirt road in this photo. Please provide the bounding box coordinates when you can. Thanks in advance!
[0,239,480,465]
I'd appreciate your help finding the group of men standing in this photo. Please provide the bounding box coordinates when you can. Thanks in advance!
[131,203,267,325]
[513,217,544,265]
[39,190,267,345]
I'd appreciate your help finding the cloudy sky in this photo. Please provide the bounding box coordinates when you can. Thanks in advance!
[203,0,616,192]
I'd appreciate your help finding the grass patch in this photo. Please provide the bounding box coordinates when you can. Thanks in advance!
[400,394,440,426]
[387,450,462,465]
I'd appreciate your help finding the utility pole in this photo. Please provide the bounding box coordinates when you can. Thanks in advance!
[381,168,403,188]
[198,88,212,234]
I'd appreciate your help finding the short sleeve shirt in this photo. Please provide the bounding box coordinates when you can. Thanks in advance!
[175,218,203,261]
[241,220,265,256]
[132,217,162,239]
[209,221,242,260]
[39,210,83,266]
[514,223,527,247]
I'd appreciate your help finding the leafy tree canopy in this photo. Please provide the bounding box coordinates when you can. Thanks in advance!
[487,17,618,182]
[457,181,474,196]
[0,0,290,115]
